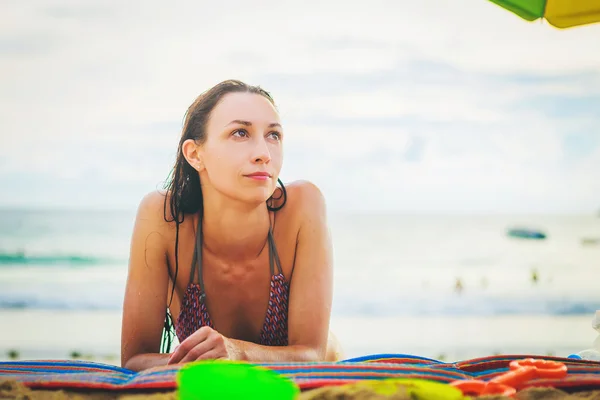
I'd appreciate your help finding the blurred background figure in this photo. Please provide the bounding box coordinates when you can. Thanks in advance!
[531,268,539,285]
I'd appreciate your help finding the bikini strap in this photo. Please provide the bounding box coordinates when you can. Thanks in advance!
[196,214,204,292]
[188,214,205,292]
[268,228,283,276]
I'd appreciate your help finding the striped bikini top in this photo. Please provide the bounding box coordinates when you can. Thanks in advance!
[175,215,289,346]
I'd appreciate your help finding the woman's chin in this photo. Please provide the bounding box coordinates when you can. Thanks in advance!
[242,190,274,207]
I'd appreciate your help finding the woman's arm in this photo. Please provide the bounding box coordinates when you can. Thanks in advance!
[284,181,333,360]
[168,181,334,363]
[121,191,172,371]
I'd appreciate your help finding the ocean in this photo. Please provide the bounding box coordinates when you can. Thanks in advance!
[1,209,600,362]
[1,209,599,316]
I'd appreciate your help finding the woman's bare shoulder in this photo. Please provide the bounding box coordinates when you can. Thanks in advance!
[135,190,199,239]
[136,190,170,223]
[277,180,327,225]
[285,180,325,204]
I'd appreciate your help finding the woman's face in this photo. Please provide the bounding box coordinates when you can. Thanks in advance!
[197,92,283,205]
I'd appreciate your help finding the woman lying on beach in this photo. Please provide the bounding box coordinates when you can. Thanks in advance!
[121,80,341,371]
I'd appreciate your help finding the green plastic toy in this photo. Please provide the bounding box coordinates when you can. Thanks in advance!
[176,360,300,400]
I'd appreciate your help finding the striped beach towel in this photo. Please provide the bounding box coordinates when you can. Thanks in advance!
[1,354,600,392]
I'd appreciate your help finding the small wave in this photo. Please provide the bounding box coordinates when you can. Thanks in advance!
[0,300,29,309]
[2,293,599,316]
[0,251,120,266]
[0,297,121,311]
[331,295,600,317]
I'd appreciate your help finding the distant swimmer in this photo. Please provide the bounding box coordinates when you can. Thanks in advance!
[531,268,539,284]
[454,278,464,294]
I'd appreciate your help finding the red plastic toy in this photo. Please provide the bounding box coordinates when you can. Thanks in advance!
[450,358,568,397]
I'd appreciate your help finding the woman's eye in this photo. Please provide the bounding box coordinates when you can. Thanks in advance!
[232,129,248,138]
[268,132,282,141]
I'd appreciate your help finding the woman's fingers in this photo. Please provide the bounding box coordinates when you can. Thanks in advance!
[167,327,212,364]
[178,340,215,364]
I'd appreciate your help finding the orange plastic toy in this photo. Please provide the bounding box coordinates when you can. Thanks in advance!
[450,358,568,397]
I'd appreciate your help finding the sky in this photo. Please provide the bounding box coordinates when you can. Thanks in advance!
[1,0,599,214]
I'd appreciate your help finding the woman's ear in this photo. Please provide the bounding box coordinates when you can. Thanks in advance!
[182,139,204,171]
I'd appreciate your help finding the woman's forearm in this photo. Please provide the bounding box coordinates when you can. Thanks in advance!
[229,339,324,362]
[125,341,324,372]
[123,353,172,372]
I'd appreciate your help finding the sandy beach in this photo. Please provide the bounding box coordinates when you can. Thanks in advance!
[1,310,596,364]
[3,378,600,399]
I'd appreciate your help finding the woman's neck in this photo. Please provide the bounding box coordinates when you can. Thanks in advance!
[200,198,271,262]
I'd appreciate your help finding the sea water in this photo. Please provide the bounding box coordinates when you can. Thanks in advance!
[1,209,600,317]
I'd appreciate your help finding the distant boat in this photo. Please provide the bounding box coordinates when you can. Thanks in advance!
[581,237,600,246]
[507,228,547,240]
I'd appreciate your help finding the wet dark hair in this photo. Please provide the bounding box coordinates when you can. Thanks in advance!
[160,80,287,353]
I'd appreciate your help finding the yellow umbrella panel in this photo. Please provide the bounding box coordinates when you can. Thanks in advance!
[489,0,600,29]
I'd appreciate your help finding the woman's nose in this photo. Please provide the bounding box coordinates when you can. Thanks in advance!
[252,137,271,164]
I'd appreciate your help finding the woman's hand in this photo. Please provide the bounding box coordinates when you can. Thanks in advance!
[167,326,238,365]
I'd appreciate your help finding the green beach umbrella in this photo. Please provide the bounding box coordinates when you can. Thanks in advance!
[488,0,600,28]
